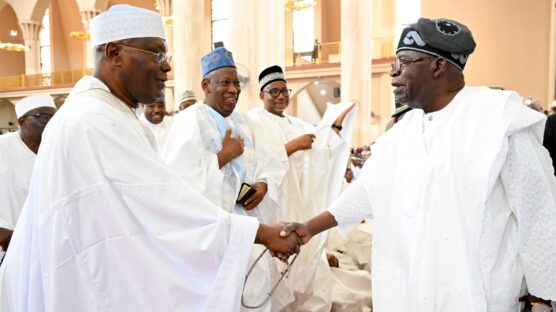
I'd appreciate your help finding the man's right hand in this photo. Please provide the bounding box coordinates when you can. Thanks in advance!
[285,134,315,156]
[255,223,301,261]
[218,128,244,168]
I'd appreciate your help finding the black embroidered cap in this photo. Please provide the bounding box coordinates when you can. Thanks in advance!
[258,65,287,92]
[396,18,476,70]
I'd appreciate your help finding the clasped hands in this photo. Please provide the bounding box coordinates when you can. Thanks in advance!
[256,222,313,261]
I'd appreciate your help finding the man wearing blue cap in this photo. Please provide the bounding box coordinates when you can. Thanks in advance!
[0,6,301,312]
[280,18,556,312]
[162,47,284,310]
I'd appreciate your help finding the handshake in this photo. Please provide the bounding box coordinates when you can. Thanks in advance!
[255,222,313,260]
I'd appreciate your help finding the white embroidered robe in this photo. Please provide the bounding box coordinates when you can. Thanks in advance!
[329,87,556,312]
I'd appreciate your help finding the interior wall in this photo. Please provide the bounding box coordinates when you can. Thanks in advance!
[372,0,395,58]
[51,0,88,72]
[422,0,552,107]
[320,0,340,43]
[108,0,155,10]
[0,4,26,76]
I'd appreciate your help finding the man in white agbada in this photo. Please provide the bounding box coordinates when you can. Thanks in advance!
[177,90,196,111]
[139,97,173,153]
[0,5,302,312]
[162,48,285,311]
[0,94,56,256]
[246,65,357,311]
[281,18,556,312]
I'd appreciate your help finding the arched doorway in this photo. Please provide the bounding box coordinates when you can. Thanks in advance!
[0,99,17,134]
[289,78,341,125]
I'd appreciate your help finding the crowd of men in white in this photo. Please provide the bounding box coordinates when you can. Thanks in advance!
[0,4,555,312]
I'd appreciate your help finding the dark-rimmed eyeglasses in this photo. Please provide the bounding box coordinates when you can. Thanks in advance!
[263,88,292,98]
[391,57,436,72]
[116,44,172,64]
[25,113,54,124]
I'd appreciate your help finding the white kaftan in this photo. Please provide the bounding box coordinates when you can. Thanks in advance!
[0,132,35,260]
[247,102,356,312]
[328,87,556,312]
[139,113,173,153]
[0,76,259,312]
[0,132,35,232]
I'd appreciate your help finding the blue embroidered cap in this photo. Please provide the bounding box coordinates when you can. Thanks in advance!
[201,47,237,78]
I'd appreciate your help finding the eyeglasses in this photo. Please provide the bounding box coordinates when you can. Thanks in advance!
[391,57,436,72]
[116,44,172,64]
[263,88,292,98]
[25,113,54,124]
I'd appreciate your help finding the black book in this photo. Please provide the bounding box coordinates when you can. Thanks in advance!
[236,183,257,205]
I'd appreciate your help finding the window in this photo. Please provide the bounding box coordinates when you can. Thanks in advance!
[293,7,315,54]
[211,0,229,49]
[39,9,51,74]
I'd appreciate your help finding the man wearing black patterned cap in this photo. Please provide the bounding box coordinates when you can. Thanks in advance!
[280,18,556,312]
[247,65,357,311]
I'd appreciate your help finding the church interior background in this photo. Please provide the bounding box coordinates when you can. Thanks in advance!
[0,0,555,147]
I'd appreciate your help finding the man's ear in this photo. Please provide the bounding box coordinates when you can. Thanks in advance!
[432,58,449,78]
[104,42,123,66]
[201,78,210,93]
[259,92,265,101]
[17,116,26,127]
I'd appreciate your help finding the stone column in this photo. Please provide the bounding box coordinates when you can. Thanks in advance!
[548,0,556,106]
[341,0,373,146]
[228,0,285,112]
[19,21,42,75]
[172,0,211,112]
[158,0,173,57]
[80,9,101,69]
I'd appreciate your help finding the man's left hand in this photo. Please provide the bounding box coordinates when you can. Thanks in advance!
[243,182,267,210]
[333,102,356,127]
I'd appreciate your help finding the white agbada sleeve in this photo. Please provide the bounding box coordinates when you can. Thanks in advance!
[161,103,225,206]
[328,176,373,236]
[0,78,260,312]
[500,129,556,301]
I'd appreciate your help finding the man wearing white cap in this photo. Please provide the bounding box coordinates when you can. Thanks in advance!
[0,5,301,312]
[0,94,56,255]
[177,89,196,111]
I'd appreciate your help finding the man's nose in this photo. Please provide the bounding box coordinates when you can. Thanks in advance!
[227,84,240,94]
[389,66,400,77]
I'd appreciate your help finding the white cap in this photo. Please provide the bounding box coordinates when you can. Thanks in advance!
[178,90,196,103]
[16,94,56,118]
[90,5,165,47]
